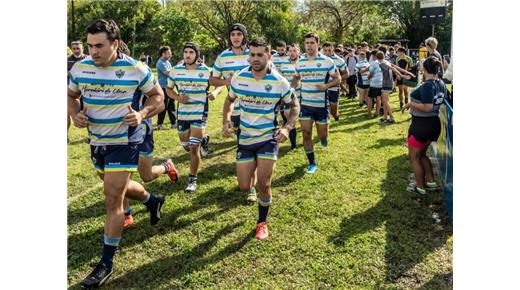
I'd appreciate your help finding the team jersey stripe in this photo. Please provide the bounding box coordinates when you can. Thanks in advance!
[76,77,138,86]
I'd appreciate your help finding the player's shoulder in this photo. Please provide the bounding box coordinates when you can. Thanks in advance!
[218,48,234,58]
[173,63,186,70]
[197,64,211,71]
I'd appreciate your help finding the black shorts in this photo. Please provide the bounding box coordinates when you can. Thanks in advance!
[368,87,382,99]
[408,116,441,143]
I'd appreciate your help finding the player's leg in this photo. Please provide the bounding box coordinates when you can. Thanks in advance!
[403,86,410,104]
[328,90,340,121]
[316,107,330,148]
[255,156,277,241]
[398,84,405,109]
[186,124,204,193]
[366,89,374,116]
[375,94,382,117]
[300,114,317,173]
[283,109,297,149]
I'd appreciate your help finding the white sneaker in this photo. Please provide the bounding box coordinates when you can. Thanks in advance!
[247,188,257,202]
[185,181,197,193]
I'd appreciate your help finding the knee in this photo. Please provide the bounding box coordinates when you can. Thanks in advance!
[238,182,250,192]
[104,194,122,212]
[140,172,153,183]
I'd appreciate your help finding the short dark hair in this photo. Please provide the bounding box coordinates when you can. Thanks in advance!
[249,38,271,53]
[376,51,385,60]
[304,32,320,43]
[378,46,387,54]
[360,41,368,48]
[389,47,395,52]
[334,48,342,54]
[422,56,442,75]
[275,40,286,48]
[322,42,333,48]
[288,43,300,50]
[86,19,121,43]
[159,46,171,57]
[397,47,406,53]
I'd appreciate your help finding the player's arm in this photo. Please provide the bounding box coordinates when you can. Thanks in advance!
[67,88,88,128]
[209,75,231,87]
[291,73,301,89]
[316,71,340,90]
[124,83,164,126]
[222,94,235,137]
[283,94,300,131]
[402,101,433,112]
[208,85,224,101]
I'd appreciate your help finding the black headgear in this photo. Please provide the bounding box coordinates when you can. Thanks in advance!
[228,23,248,46]
[183,42,200,65]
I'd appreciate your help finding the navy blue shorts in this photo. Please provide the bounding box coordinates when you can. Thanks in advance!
[91,144,139,173]
[177,119,206,134]
[326,90,340,103]
[236,139,279,163]
[231,115,240,129]
[299,105,329,125]
[357,84,370,90]
[139,132,154,158]
[368,87,382,99]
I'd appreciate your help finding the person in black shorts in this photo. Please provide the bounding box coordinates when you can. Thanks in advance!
[402,56,446,195]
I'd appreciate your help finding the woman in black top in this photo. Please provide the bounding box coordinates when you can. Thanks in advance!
[402,56,447,195]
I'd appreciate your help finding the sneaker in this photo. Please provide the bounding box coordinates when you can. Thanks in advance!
[148,195,165,225]
[255,222,269,240]
[306,163,318,174]
[247,188,257,202]
[185,179,197,193]
[170,123,176,129]
[334,116,339,121]
[164,159,179,183]
[384,119,395,124]
[399,102,403,110]
[80,261,113,289]
[123,214,134,229]
[379,118,386,122]
[157,124,163,130]
[406,184,426,195]
[426,181,441,191]
[200,135,210,157]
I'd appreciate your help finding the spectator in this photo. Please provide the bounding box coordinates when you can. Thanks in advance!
[402,56,446,195]
[156,46,176,130]
[425,36,444,77]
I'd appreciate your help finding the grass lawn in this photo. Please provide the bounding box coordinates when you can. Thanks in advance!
[67,88,452,289]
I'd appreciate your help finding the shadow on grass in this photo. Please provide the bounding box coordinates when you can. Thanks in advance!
[69,222,253,289]
[68,180,249,274]
[418,271,453,290]
[272,164,306,188]
[329,154,452,287]
[368,138,406,149]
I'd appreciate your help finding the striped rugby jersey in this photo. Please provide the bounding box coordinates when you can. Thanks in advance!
[68,53,156,146]
[213,48,250,116]
[167,64,211,121]
[328,54,347,92]
[355,60,371,86]
[271,53,290,72]
[229,66,294,146]
[278,57,302,96]
[295,53,336,108]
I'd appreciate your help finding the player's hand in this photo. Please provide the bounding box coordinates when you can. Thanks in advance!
[396,75,402,80]
[124,105,143,127]
[222,120,234,138]
[402,75,411,80]
[178,93,189,103]
[401,102,411,113]
[207,91,216,101]
[315,83,327,91]
[274,128,289,143]
[73,108,89,128]
[224,78,232,87]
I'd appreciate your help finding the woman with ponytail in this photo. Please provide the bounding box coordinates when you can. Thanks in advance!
[402,56,447,195]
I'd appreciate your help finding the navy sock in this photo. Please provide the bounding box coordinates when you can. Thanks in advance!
[124,207,132,216]
[305,150,316,165]
[143,193,157,208]
[188,174,197,183]
[289,129,297,148]
[101,235,120,268]
[257,204,269,224]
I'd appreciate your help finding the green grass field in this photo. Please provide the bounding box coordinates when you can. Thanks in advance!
[67,88,452,289]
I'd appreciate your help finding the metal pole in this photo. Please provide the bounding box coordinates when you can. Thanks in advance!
[432,24,435,37]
